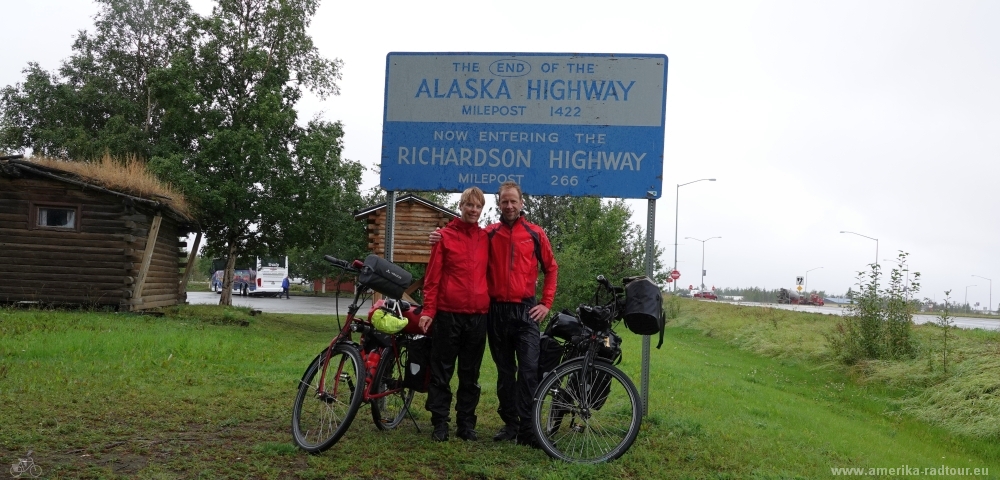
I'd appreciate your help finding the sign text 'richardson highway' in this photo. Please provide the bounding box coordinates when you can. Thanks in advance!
[381,52,668,199]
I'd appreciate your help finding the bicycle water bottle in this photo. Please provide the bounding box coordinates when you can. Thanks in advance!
[365,351,381,379]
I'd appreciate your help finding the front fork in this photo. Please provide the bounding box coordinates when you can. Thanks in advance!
[574,340,600,418]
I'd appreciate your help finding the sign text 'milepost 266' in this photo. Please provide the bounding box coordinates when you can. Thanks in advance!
[381,53,668,199]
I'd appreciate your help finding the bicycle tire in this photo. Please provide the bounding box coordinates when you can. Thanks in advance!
[291,344,364,453]
[532,358,641,463]
[370,345,415,430]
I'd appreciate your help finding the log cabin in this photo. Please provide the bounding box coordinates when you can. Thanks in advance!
[354,194,458,264]
[0,157,200,311]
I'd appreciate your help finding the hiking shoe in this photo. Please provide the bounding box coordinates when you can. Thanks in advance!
[492,425,518,442]
[516,434,542,449]
[456,429,478,441]
[432,423,449,442]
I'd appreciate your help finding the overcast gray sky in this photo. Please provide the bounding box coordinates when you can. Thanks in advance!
[2,0,998,307]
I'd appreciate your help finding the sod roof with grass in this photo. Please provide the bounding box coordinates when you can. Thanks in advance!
[1,155,194,222]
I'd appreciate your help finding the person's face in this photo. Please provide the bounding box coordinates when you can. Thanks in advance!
[460,198,483,224]
[498,187,522,222]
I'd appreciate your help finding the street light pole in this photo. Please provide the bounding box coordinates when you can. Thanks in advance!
[686,236,721,291]
[840,231,879,266]
[965,285,977,310]
[673,178,716,292]
[972,275,992,314]
[805,266,823,293]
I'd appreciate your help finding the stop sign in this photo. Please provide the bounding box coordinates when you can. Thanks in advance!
[670,270,680,280]
[665,277,673,283]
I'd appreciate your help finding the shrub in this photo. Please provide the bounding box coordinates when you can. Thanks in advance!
[827,252,920,364]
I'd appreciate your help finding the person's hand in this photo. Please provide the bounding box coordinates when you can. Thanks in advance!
[528,304,550,323]
[428,228,442,245]
[418,315,433,333]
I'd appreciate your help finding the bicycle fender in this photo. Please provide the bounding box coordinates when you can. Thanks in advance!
[298,344,361,385]
[532,357,618,400]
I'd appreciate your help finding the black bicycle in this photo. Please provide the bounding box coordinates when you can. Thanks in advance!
[532,275,643,463]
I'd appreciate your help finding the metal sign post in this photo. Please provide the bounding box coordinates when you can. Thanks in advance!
[642,195,656,416]
[384,190,396,262]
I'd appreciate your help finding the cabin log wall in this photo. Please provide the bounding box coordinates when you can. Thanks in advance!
[0,172,191,310]
[361,201,454,264]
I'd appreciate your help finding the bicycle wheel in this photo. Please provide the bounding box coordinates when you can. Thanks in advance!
[370,345,415,430]
[291,344,364,453]
[533,358,641,463]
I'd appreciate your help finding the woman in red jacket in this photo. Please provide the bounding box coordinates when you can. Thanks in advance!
[418,187,490,442]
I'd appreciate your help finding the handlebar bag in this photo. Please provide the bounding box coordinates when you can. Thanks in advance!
[358,255,412,298]
[623,276,665,348]
[578,304,613,331]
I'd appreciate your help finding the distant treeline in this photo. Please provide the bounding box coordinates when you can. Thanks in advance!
[921,298,995,315]
[710,287,830,303]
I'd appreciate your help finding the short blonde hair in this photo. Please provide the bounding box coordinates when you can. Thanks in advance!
[460,186,485,208]
[498,181,522,200]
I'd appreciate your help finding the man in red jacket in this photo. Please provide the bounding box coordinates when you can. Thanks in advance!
[485,182,558,447]
[419,187,490,442]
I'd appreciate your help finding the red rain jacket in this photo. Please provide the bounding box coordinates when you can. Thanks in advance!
[421,218,489,319]
[485,216,558,308]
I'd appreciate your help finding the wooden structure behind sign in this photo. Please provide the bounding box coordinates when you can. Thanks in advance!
[354,194,457,264]
[354,194,458,301]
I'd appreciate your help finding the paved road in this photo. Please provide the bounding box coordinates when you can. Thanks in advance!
[186,292,1000,331]
[722,300,1000,331]
[186,291,371,316]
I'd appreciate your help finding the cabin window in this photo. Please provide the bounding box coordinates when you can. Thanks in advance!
[29,203,81,231]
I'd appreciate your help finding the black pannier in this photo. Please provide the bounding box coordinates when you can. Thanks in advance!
[538,335,565,379]
[402,335,431,392]
[566,330,621,411]
[545,311,588,341]
[539,309,622,410]
[358,254,412,299]
[622,276,665,348]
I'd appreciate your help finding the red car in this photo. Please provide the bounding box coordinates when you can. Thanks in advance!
[693,291,717,300]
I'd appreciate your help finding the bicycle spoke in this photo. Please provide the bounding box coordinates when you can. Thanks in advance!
[534,359,641,463]
[370,345,415,430]
[291,345,364,453]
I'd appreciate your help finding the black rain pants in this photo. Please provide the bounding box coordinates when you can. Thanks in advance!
[487,299,540,438]
[425,311,488,431]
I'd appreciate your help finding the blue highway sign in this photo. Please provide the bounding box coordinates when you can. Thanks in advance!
[381,52,668,199]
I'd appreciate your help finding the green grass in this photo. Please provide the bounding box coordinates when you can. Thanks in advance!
[186,281,212,292]
[672,299,1000,441]
[0,303,997,479]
